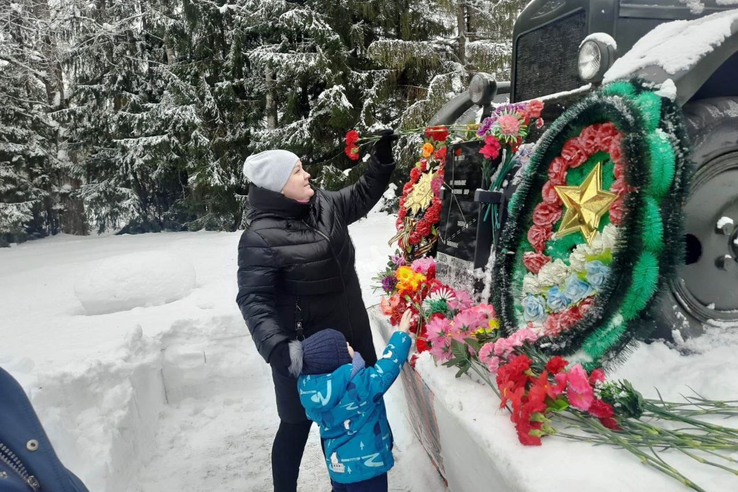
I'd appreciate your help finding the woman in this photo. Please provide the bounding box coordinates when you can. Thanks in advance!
[236,130,398,492]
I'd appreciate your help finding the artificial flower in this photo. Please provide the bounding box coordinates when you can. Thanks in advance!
[345,130,359,146]
[547,157,568,184]
[563,274,594,303]
[546,286,570,312]
[425,126,449,142]
[527,224,552,253]
[584,260,610,289]
[545,356,569,374]
[561,138,587,168]
[422,143,434,158]
[536,259,571,288]
[541,181,563,205]
[532,202,563,228]
[522,295,546,323]
[527,100,544,119]
[480,135,501,160]
[566,364,595,411]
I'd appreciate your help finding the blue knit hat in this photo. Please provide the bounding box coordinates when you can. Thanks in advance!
[301,329,352,375]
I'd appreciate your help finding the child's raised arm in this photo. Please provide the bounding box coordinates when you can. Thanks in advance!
[362,310,413,398]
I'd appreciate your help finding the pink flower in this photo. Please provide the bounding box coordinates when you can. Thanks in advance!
[547,157,568,184]
[532,202,563,227]
[550,372,568,399]
[480,135,501,160]
[470,303,496,319]
[541,181,562,205]
[578,125,600,152]
[558,306,582,330]
[528,100,544,119]
[523,252,551,274]
[453,309,486,335]
[543,313,563,337]
[485,356,501,373]
[449,288,474,310]
[494,337,515,358]
[497,114,521,137]
[479,342,495,364]
[431,177,443,195]
[610,176,632,196]
[561,138,588,168]
[578,297,594,316]
[411,257,436,275]
[597,123,618,151]
[589,368,606,385]
[510,328,539,345]
[536,118,545,129]
[566,364,595,411]
[527,224,552,253]
[426,316,452,342]
[429,341,452,363]
[609,134,624,168]
[609,197,625,226]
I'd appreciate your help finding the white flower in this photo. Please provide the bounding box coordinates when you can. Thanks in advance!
[568,246,588,271]
[422,287,456,310]
[601,224,619,250]
[537,259,571,288]
[522,273,543,295]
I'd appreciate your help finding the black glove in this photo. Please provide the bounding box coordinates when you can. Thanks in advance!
[269,341,294,378]
[371,129,399,165]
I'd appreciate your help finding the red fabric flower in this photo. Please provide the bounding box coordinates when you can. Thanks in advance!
[410,167,421,182]
[547,157,568,184]
[415,219,432,237]
[532,202,563,227]
[559,306,583,330]
[536,118,545,129]
[527,224,552,253]
[609,197,625,226]
[416,335,430,353]
[403,181,414,194]
[480,135,501,160]
[434,146,447,162]
[610,176,634,197]
[578,296,594,316]
[578,125,600,153]
[600,417,621,430]
[545,356,569,374]
[588,368,606,385]
[541,181,563,205]
[597,124,618,151]
[609,134,624,168]
[543,313,563,337]
[408,230,422,245]
[425,126,450,142]
[528,100,544,119]
[345,130,359,146]
[588,399,614,419]
[345,144,360,160]
[496,354,532,402]
[561,138,588,168]
[419,159,428,172]
[523,252,551,274]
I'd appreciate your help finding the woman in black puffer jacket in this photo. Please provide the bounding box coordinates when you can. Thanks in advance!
[235,131,398,492]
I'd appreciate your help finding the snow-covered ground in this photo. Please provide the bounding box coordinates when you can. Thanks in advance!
[0,203,446,492]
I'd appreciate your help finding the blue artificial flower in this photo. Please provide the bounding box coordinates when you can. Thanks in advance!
[522,294,547,323]
[563,274,594,303]
[546,286,570,312]
[585,260,610,289]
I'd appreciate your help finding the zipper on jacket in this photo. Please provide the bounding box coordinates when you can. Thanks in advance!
[301,220,356,343]
[0,442,40,491]
[295,296,305,341]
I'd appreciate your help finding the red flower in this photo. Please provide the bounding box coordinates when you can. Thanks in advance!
[402,182,414,194]
[410,167,421,182]
[415,219,432,237]
[559,306,583,330]
[561,138,588,168]
[455,148,462,156]
[480,135,501,160]
[541,181,562,205]
[345,130,359,146]
[547,157,568,184]
[609,197,625,226]
[425,126,450,142]
[536,118,545,129]
[545,356,569,374]
[532,202,563,227]
[578,296,594,316]
[496,354,533,399]
[523,252,551,274]
[588,399,614,419]
[345,144,360,161]
[600,417,621,430]
[609,134,624,168]
[416,336,430,353]
[610,176,633,196]
[528,100,544,119]
[543,313,563,337]
[597,124,618,151]
[408,231,422,245]
[588,368,606,385]
[527,224,552,253]
[578,125,600,152]
[434,146,447,162]
[419,159,428,172]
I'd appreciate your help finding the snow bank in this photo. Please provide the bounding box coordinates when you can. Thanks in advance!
[74,251,196,315]
[604,10,738,83]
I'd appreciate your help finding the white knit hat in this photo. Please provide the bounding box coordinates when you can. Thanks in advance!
[242,150,300,193]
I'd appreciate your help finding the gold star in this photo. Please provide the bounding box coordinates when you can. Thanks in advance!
[554,162,617,246]
[404,171,436,215]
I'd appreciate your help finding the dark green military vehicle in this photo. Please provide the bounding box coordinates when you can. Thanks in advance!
[432,2,738,338]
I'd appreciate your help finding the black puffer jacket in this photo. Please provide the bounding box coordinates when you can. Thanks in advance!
[236,156,395,366]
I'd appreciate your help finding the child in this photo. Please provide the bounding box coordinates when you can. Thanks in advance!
[297,310,413,492]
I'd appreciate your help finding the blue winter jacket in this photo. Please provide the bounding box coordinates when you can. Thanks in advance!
[298,331,412,484]
[0,367,89,492]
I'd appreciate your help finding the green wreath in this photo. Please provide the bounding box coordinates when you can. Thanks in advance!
[492,80,691,369]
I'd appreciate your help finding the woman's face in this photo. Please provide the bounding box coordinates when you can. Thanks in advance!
[281,160,314,202]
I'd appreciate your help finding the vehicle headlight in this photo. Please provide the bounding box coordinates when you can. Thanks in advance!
[577,35,616,82]
[469,73,498,106]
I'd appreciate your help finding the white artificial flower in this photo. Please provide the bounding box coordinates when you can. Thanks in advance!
[601,224,619,250]
[568,246,588,271]
[522,273,542,295]
[537,259,571,288]
[422,286,456,310]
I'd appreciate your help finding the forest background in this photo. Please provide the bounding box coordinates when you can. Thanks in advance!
[0,0,528,245]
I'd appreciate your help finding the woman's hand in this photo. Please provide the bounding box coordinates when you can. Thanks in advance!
[398,309,412,334]
[371,129,399,165]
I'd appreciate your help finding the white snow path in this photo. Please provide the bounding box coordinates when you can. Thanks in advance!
[0,205,446,492]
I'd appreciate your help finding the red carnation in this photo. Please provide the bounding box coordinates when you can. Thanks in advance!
[610,176,633,196]
[561,138,588,168]
[588,399,614,419]
[410,167,421,182]
[578,296,594,316]
[545,356,569,374]
[609,197,625,226]
[609,134,624,168]
[523,252,551,274]
[527,224,552,253]
[528,100,544,118]
[345,130,359,146]
[480,135,501,160]
[597,124,618,151]
[408,230,422,245]
[547,157,568,184]
[589,368,606,385]
[559,306,582,330]
[579,125,600,152]
[345,144,360,161]
[415,219,432,237]
[532,202,563,227]
[542,181,563,205]
[543,313,563,337]
[434,146,447,162]
[403,181,414,194]
[419,159,428,172]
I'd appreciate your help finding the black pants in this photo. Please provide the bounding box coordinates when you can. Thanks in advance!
[331,474,388,492]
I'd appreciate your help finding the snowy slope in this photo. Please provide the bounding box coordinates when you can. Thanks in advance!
[0,203,446,492]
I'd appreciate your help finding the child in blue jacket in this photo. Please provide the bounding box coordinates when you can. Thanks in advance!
[297,310,413,492]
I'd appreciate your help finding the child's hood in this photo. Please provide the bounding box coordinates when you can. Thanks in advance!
[298,364,353,413]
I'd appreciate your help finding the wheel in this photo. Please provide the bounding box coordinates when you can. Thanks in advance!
[653,97,738,340]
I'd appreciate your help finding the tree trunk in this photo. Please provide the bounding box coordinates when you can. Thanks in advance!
[265,68,278,129]
[456,2,467,66]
